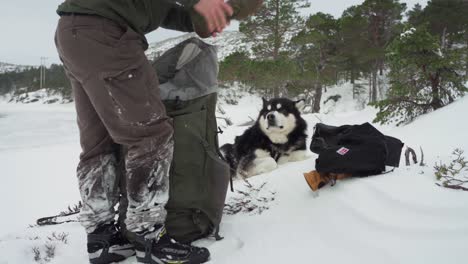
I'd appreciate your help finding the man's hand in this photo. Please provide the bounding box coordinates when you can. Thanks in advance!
[227,0,264,20]
[193,0,234,35]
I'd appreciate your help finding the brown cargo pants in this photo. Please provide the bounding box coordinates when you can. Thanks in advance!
[55,15,173,234]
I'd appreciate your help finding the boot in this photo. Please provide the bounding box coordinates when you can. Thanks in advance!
[87,222,135,264]
[304,170,352,191]
[131,226,210,264]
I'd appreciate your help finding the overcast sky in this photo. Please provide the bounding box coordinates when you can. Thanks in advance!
[0,0,427,66]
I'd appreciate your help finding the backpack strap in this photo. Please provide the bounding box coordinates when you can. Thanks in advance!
[381,167,396,174]
[216,126,235,192]
[213,225,224,241]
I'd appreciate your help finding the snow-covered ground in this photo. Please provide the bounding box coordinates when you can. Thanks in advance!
[0,86,467,264]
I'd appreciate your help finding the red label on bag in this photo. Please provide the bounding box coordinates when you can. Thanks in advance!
[336,147,349,155]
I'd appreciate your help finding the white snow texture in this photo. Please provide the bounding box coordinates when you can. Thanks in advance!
[1,82,468,263]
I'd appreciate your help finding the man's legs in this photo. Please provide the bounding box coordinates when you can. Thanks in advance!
[65,75,133,236]
[71,74,121,233]
[56,14,173,233]
[56,15,209,263]
[71,36,174,236]
[59,55,134,264]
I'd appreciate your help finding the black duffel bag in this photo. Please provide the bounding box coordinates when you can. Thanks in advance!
[310,122,404,176]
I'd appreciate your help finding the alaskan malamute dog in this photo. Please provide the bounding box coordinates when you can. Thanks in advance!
[221,97,308,178]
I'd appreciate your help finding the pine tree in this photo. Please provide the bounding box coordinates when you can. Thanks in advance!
[219,51,251,83]
[408,0,468,79]
[219,52,299,96]
[407,3,423,28]
[359,0,406,103]
[239,0,310,60]
[236,0,310,96]
[373,26,467,125]
[338,6,374,98]
[291,12,339,113]
[408,0,467,44]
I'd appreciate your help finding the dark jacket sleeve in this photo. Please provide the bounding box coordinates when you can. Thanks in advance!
[161,8,194,32]
[161,0,200,9]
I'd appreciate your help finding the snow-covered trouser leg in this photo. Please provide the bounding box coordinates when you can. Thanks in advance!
[55,15,173,234]
[124,137,173,233]
[66,69,123,234]
[77,153,121,233]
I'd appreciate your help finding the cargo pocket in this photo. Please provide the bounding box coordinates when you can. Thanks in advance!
[168,109,208,207]
[101,61,163,125]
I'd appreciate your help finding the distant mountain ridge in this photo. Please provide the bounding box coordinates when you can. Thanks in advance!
[0,62,34,74]
[1,31,249,76]
[145,31,252,61]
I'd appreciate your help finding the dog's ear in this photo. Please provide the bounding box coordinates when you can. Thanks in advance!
[262,97,268,108]
[295,99,306,112]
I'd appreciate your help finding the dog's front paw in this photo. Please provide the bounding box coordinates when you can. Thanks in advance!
[247,157,278,177]
[288,150,309,162]
[277,155,290,165]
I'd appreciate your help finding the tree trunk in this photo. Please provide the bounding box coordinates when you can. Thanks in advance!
[441,27,447,51]
[379,59,384,76]
[335,70,339,85]
[378,70,386,99]
[312,83,323,113]
[272,86,280,98]
[465,35,468,81]
[351,70,356,100]
[430,73,443,110]
[371,69,378,103]
[280,84,288,97]
[273,0,280,59]
[353,82,356,100]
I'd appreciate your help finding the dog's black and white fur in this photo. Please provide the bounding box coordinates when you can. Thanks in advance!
[221,97,308,178]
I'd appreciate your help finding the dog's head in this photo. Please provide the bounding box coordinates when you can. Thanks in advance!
[258,98,305,144]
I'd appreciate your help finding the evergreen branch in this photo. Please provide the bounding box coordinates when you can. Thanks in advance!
[434,149,468,192]
[436,183,468,192]
[387,97,432,108]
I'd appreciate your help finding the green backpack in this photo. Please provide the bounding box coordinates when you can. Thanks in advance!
[153,38,231,243]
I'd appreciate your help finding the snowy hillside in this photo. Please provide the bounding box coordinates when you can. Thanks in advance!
[0,85,467,263]
[146,31,251,61]
[0,62,33,74]
[6,89,72,104]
